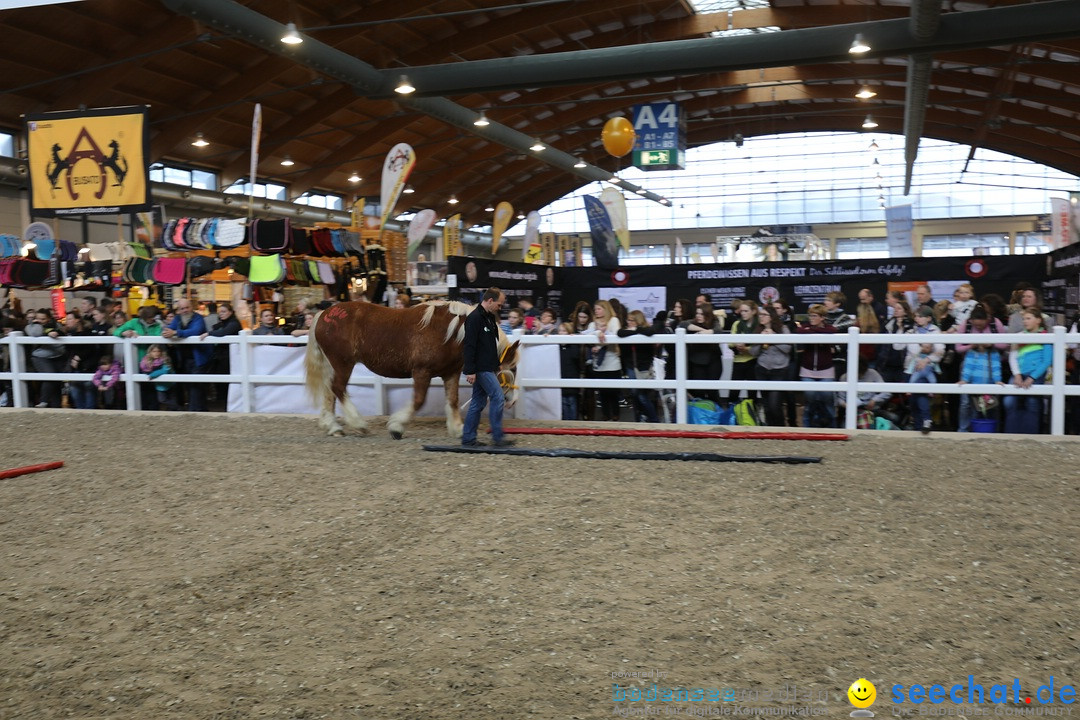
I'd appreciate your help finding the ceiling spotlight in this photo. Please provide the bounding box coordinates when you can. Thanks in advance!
[281,22,302,45]
[573,158,587,168]
[402,185,414,194]
[191,132,209,147]
[849,33,871,54]
[473,111,490,127]
[280,155,295,166]
[485,205,495,212]
[447,195,459,205]
[530,138,545,152]
[395,75,415,94]
[348,172,361,183]
[516,213,525,220]
[862,114,879,129]
[855,85,877,99]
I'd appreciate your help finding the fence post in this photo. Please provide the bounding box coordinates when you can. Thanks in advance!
[238,331,253,413]
[844,326,860,429]
[674,328,688,424]
[8,332,27,408]
[121,336,141,410]
[1050,325,1066,436]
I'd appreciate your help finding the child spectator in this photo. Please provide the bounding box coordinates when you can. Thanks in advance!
[904,305,945,433]
[92,354,122,409]
[837,358,891,428]
[1003,309,1052,434]
[956,338,1003,432]
[557,322,582,421]
[140,344,177,411]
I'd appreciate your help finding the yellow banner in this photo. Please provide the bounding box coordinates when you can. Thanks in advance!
[443,213,462,258]
[27,105,150,216]
[491,201,514,256]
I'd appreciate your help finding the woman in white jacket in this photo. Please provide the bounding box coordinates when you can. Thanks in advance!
[587,300,623,422]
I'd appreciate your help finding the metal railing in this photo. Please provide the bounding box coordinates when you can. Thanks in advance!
[2,327,1078,434]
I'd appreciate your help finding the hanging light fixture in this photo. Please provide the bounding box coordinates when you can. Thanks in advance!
[862,114,879,129]
[849,33,871,54]
[855,85,877,99]
[516,213,526,220]
[473,111,490,127]
[280,155,295,166]
[191,132,209,147]
[447,195,459,205]
[573,158,587,168]
[529,138,545,152]
[402,185,414,194]
[348,172,361,183]
[485,205,495,212]
[395,75,415,94]
[281,22,302,45]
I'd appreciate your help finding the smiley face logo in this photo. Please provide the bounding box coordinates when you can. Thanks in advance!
[848,678,876,709]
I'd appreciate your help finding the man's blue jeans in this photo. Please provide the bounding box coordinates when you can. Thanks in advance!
[462,371,505,444]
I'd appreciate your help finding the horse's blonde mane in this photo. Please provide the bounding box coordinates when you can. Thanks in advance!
[418,299,476,345]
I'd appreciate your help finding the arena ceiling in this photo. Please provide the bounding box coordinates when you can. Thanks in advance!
[2,0,1080,231]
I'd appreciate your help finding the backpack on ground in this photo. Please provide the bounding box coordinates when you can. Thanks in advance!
[734,398,759,426]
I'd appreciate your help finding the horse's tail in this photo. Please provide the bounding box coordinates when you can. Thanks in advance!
[304,311,333,404]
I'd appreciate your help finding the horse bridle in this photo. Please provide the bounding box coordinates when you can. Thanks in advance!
[497,343,518,392]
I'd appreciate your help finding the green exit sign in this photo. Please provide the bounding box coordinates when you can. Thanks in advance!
[633,149,685,171]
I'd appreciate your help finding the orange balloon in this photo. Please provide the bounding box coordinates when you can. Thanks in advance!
[602,116,636,157]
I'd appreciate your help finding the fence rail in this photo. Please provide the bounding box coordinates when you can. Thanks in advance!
[2,327,1078,434]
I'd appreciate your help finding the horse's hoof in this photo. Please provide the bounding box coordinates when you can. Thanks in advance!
[389,430,403,440]
[330,430,345,438]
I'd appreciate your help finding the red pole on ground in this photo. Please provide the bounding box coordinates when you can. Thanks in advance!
[0,461,65,480]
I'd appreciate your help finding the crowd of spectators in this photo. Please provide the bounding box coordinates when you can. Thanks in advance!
[0,293,330,410]
[505,282,1075,434]
[2,283,1077,433]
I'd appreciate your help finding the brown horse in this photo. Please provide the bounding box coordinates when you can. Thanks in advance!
[304,300,521,438]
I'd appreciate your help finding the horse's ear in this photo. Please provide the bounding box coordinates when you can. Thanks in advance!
[504,339,521,365]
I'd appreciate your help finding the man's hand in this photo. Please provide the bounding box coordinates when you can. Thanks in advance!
[466,374,476,385]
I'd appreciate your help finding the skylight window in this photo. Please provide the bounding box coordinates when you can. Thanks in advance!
[688,0,769,12]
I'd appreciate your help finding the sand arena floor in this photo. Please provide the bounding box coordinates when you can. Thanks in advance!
[0,409,1077,719]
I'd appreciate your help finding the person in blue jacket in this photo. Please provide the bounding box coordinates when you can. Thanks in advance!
[162,298,212,411]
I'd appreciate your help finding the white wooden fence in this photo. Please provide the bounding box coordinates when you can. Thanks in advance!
[2,327,1078,434]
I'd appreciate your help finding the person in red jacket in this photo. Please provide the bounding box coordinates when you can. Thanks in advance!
[797,304,836,428]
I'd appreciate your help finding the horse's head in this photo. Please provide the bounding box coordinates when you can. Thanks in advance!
[497,337,522,408]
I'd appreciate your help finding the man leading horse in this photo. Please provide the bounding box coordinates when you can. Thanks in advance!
[462,288,515,448]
